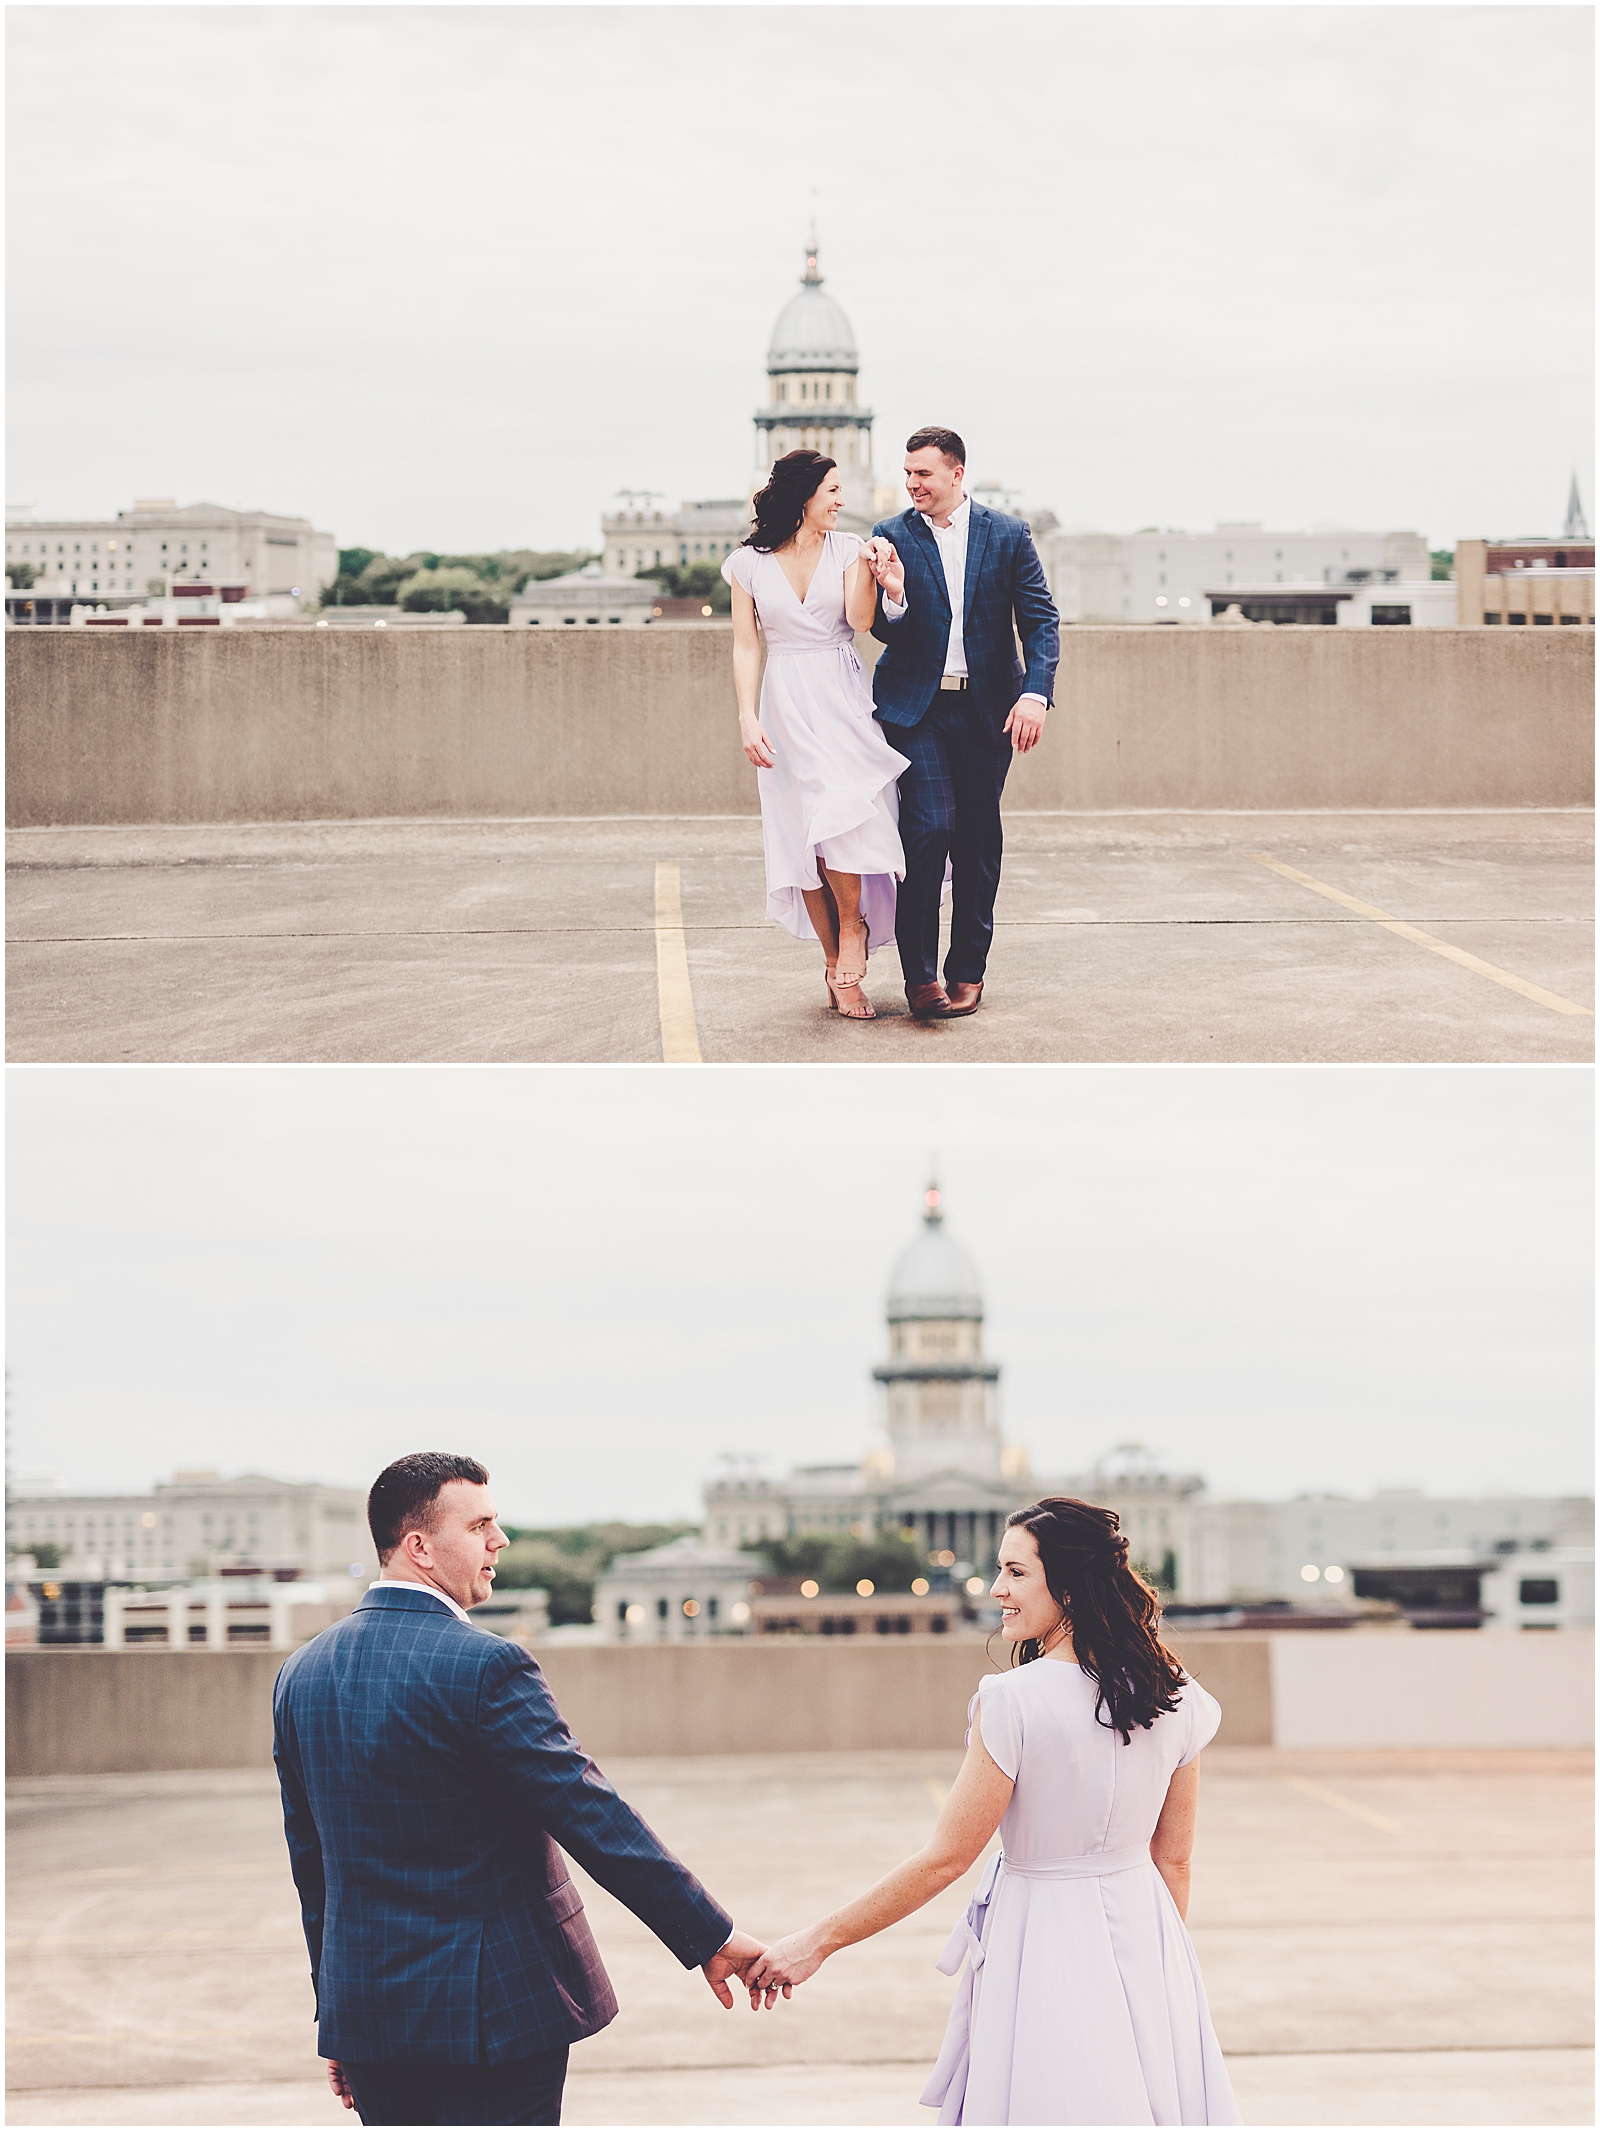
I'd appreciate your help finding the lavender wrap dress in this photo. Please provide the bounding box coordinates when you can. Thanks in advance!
[721,533,908,955]
[923,1665,1240,2127]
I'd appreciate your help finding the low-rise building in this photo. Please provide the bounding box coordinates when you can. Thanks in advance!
[508,562,659,627]
[1044,523,1431,623]
[1453,538,1595,625]
[5,1468,377,1586]
[1202,578,1457,626]
[751,1590,966,1637]
[602,496,749,580]
[593,1534,761,1640]
[5,498,337,613]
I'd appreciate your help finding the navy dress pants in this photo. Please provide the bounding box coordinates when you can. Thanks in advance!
[344,2045,569,2126]
[889,690,1014,989]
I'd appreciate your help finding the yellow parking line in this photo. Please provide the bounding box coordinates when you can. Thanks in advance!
[653,861,702,1063]
[1248,854,1594,1018]
[1281,1774,1402,1834]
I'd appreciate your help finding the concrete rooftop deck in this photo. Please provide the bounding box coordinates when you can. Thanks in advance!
[6,1747,1593,2126]
[5,811,1593,1063]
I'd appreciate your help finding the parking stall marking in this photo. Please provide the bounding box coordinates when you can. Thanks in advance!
[1248,854,1594,1018]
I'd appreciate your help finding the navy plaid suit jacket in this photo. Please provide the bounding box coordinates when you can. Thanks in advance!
[869,502,1060,731]
[272,1585,732,2066]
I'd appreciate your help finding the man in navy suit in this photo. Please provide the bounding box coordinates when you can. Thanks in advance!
[273,1452,768,2126]
[867,427,1061,1019]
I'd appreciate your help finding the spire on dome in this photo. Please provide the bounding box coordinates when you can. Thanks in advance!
[1563,472,1590,542]
[923,1177,943,1226]
[802,230,822,286]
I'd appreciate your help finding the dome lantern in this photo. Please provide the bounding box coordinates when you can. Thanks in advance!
[885,1178,985,1325]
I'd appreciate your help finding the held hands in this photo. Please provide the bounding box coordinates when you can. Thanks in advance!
[702,1928,769,2008]
[863,537,905,605]
[746,1927,828,2008]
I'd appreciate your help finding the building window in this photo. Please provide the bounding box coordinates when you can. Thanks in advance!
[1519,1578,1559,1605]
[656,1597,669,1620]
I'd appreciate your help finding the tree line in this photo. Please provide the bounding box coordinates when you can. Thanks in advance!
[322,547,600,624]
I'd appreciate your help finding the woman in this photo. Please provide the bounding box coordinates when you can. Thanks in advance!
[723,450,907,1021]
[747,1498,1241,2127]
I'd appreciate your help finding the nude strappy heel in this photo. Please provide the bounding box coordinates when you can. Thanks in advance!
[826,920,875,1020]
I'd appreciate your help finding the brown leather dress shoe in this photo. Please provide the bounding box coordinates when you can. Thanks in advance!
[906,982,953,1019]
[945,981,984,1017]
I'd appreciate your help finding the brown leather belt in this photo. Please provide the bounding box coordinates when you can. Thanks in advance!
[938,675,970,690]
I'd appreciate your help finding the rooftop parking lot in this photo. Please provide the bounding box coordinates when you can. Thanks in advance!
[6,810,1593,1064]
[6,1745,1592,2125]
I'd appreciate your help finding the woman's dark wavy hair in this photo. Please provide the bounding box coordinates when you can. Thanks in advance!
[746,449,836,553]
[1003,1496,1187,1743]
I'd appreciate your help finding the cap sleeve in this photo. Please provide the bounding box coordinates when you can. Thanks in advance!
[1177,1678,1222,1766]
[721,547,756,594]
[970,1671,1022,1782]
[833,532,864,565]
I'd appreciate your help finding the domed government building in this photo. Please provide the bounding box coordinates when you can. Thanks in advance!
[702,1183,1202,1590]
[601,236,896,582]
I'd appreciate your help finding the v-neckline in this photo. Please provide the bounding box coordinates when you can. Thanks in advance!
[773,532,830,609]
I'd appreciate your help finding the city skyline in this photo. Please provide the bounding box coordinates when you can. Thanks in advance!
[6,6,1593,557]
[6,1065,1591,1523]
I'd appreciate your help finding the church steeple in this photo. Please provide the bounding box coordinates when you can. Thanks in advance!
[1563,471,1590,542]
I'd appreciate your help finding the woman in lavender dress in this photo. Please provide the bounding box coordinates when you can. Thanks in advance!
[747,1498,1241,2127]
[723,449,907,1021]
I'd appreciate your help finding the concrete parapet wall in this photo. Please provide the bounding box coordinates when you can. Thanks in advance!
[1269,1627,1596,1749]
[3,1637,1266,1776]
[6,627,1592,825]
[12,1631,1591,1776]
[5,1646,285,1776]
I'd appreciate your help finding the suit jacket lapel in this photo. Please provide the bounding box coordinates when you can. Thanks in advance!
[962,502,993,619]
[901,509,951,615]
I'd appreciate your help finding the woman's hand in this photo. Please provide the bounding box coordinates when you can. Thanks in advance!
[739,715,775,769]
[746,1927,828,2006]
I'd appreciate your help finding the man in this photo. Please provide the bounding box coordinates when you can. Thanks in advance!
[868,428,1061,1019]
[273,1453,767,2126]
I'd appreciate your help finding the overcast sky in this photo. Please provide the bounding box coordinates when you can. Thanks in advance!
[6,5,1593,556]
[6,1066,1591,1522]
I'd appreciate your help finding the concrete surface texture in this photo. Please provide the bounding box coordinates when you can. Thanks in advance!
[11,1631,1591,1779]
[5,627,1592,827]
[6,810,1592,1064]
[6,1749,1592,2126]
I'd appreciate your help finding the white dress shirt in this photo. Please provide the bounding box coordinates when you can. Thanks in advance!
[882,494,1045,708]
[371,1574,474,1625]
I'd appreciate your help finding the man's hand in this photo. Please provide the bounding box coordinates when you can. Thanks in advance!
[865,537,906,605]
[1003,696,1047,753]
[325,2059,355,2112]
[702,1928,768,2009]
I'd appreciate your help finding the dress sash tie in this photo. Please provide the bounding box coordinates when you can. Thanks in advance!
[921,1848,1152,2123]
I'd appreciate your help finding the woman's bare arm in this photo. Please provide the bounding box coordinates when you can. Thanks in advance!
[746,1703,1014,2002]
[729,580,773,767]
[843,543,880,632]
[1149,1759,1199,1920]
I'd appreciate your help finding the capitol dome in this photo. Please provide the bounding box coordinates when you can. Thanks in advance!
[767,241,859,375]
[886,1184,984,1323]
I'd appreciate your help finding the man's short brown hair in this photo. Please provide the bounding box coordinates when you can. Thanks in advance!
[905,426,966,469]
[368,1451,489,1560]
